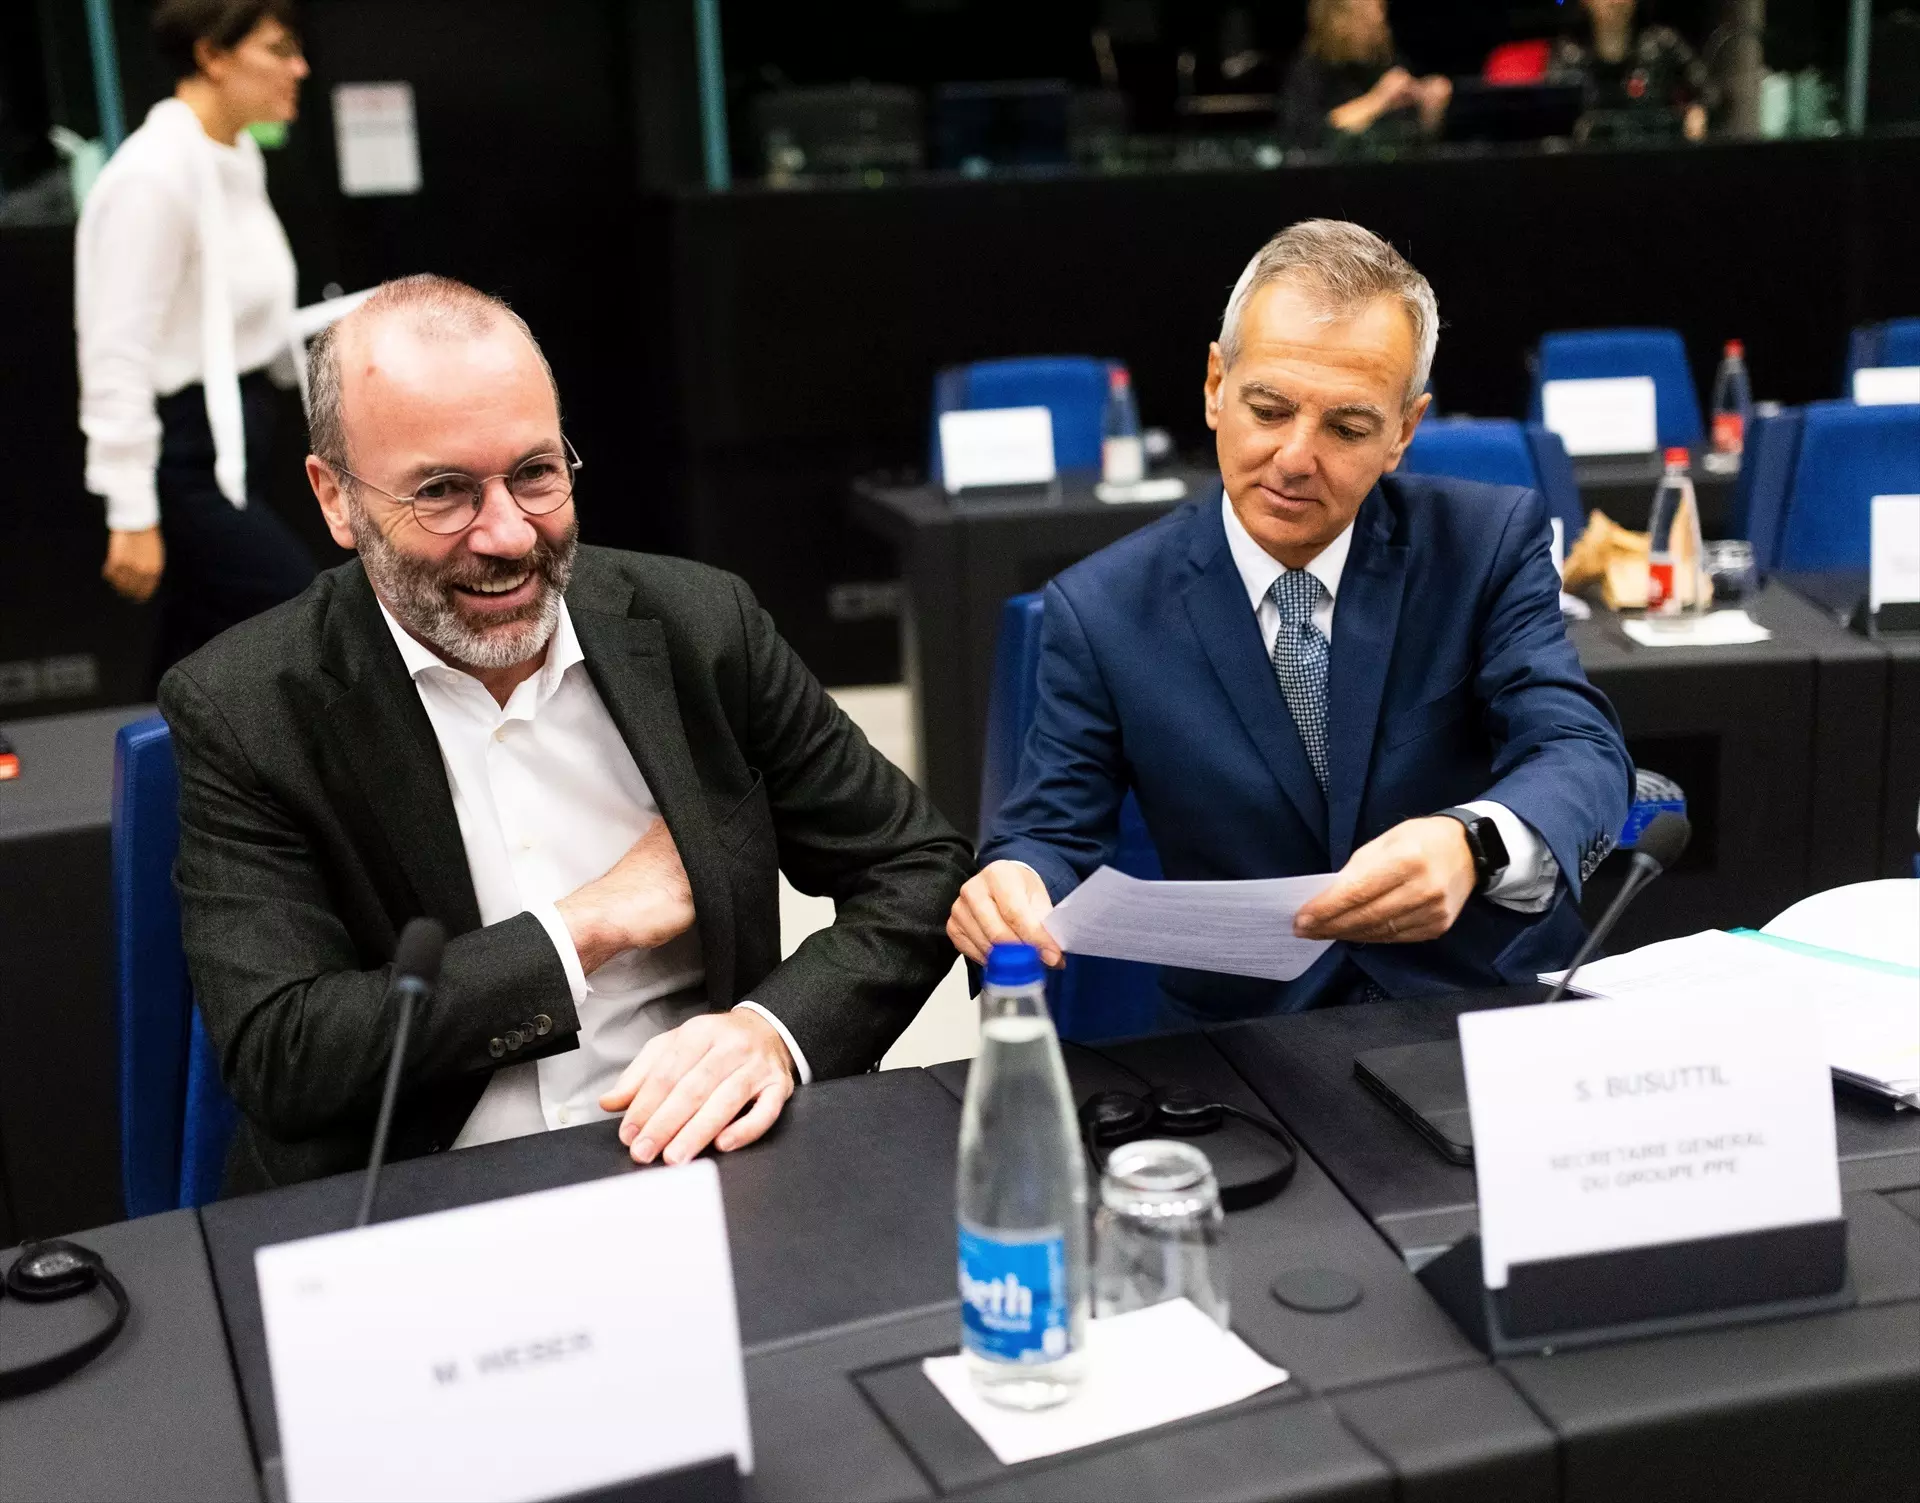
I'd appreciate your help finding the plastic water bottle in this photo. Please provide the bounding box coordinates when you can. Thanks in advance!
[1101,366,1145,486]
[1710,339,1753,457]
[957,943,1088,1409]
[1646,447,1705,615]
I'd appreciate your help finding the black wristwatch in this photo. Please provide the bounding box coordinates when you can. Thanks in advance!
[1436,807,1509,892]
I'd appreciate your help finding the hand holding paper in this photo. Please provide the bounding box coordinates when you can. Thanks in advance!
[1294,816,1478,944]
[949,860,1064,968]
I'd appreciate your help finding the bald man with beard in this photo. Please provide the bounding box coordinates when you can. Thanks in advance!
[161,273,969,1193]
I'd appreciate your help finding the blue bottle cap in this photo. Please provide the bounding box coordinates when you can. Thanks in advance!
[984,943,1045,987]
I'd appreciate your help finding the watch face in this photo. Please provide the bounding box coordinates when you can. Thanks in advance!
[1475,816,1510,876]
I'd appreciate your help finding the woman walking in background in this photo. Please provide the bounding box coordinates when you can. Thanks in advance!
[78,0,315,683]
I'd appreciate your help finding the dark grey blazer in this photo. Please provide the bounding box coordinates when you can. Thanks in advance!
[158,546,972,1193]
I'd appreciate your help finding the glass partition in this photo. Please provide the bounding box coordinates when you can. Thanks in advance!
[713,0,1919,189]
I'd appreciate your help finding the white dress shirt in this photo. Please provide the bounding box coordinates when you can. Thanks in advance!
[76,99,300,532]
[1221,493,1560,911]
[375,602,810,1150]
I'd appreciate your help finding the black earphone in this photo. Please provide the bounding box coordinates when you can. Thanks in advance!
[0,1240,130,1400]
[1078,1084,1299,1210]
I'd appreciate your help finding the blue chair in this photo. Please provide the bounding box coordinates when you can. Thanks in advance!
[1846,318,1920,392]
[980,593,1164,1042]
[1402,417,1586,544]
[1529,328,1703,450]
[930,356,1121,487]
[113,716,238,1215]
[1737,401,1920,573]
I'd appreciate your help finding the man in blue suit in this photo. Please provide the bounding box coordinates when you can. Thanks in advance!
[950,219,1632,1017]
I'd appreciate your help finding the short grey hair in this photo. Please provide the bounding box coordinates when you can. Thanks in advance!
[1217,219,1439,410]
[306,274,559,472]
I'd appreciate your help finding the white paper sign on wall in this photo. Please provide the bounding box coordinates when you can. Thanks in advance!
[939,406,1057,493]
[333,82,422,197]
[257,1163,751,1503]
[1871,495,1920,612]
[1458,994,1841,1292]
[1541,376,1660,457]
[1852,367,1920,406]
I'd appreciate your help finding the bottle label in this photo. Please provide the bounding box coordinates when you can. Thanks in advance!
[1712,412,1744,454]
[1647,557,1675,609]
[958,1225,1071,1363]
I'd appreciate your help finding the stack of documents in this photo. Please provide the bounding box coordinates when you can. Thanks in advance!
[1542,929,1920,1108]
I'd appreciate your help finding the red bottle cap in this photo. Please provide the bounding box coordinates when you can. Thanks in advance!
[1109,366,1130,389]
[1725,339,1744,358]
[1664,447,1691,466]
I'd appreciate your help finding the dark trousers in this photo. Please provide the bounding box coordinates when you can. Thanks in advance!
[152,372,316,687]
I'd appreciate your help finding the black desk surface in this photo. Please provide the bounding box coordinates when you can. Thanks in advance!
[0,1209,259,1502]
[200,1068,965,1467]
[10,1021,1920,1503]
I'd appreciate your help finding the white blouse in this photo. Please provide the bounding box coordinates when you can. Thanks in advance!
[76,98,299,533]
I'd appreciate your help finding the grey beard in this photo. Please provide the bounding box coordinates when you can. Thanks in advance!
[349,500,578,672]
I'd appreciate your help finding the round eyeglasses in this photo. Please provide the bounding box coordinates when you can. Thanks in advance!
[332,438,582,536]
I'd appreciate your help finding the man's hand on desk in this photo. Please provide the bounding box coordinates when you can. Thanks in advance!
[1294,816,1477,945]
[601,1010,796,1165]
[555,817,696,974]
[948,860,1065,969]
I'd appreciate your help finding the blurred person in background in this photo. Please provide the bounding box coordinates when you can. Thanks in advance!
[1549,0,1710,142]
[1278,0,1451,149]
[77,0,316,684]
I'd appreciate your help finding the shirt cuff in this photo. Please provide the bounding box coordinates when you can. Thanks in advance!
[89,464,160,533]
[527,903,590,1007]
[1462,801,1560,914]
[734,1001,814,1086]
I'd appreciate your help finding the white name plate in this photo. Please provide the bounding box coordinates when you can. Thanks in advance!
[1870,494,1920,612]
[257,1164,752,1503]
[1853,366,1920,406]
[940,406,1056,493]
[1541,375,1659,457]
[1459,995,1841,1291]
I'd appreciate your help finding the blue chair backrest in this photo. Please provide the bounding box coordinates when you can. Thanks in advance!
[1402,417,1586,544]
[980,593,1164,1042]
[1846,318,1920,388]
[112,716,238,1214]
[1530,328,1702,450]
[1773,402,1920,573]
[930,356,1120,486]
[1731,406,1806,570]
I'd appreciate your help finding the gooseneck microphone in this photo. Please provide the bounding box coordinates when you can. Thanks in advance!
[1544,811,1692,1005]
[354,918,447,1228]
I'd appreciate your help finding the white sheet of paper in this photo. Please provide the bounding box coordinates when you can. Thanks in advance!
[1460,993,1842,1290]
[291,287,376,342]
[1620,609,1773,647]
[1541,376,1659,457]
[1852,366,1920,406]
[1096,476,1189,504]
[922,1299,1288,1466]
[1042,865,1336,982]
[257,1164,752,1503]
[332,82,422,196]
[940,407,1056,493]
[1540,928,1920,1104]
[1870,495,1920,611]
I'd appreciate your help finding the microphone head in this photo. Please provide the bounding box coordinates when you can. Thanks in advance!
[393,917,446,987]
[1633,811,1692,873]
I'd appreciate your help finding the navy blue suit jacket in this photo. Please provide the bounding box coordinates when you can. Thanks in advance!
[981,475,1633,1018]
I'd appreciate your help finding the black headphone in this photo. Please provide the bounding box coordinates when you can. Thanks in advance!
[1077,1085,1299,1210]
[0,1241,130,1400]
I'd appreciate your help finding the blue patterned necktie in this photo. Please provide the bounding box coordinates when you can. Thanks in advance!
[1269,570,1330,790]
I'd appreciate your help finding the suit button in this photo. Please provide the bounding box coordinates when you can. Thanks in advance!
[488,1036,506,1058]
[532,1014,553,1036]
[506,1030,524,1051]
